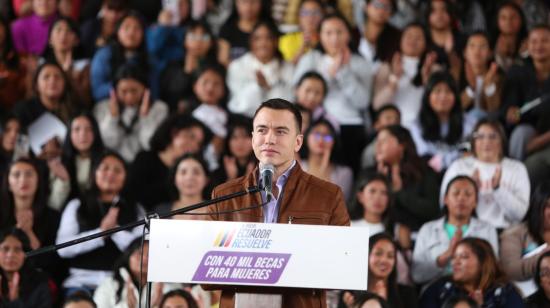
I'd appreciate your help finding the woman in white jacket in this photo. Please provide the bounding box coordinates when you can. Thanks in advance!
[293,13,373,171]
[412,175,499,285]
[440,118,530,230]
[227,20,294,118]
[93,65,168,163]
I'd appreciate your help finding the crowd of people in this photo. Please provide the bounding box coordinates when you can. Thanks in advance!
[1,0,550,307]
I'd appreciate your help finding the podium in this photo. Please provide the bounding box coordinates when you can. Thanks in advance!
[148,219,369,290]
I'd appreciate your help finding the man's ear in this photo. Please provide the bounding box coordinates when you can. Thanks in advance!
[294,134,304,152]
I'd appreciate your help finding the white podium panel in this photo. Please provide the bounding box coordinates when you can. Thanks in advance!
[148,219,369,290]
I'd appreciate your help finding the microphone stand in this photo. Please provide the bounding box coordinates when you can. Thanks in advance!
[26,185,262,307]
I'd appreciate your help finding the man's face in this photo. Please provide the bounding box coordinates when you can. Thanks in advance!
[252,108,303,170]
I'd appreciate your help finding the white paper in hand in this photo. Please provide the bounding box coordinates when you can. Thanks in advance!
[28,112,67,155]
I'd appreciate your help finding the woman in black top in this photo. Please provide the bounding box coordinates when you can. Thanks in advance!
[56,151,144,292]
[0,228,52,308]
[128,114,212,211]
[160,20,219,112]
[526,251,550,308]
[13,61,78,129]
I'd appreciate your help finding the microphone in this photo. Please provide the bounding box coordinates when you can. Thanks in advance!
[260,164,275,202]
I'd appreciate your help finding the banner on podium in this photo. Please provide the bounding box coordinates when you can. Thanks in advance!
[148,219,369,290]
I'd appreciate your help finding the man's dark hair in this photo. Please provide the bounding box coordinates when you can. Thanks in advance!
[253,99,302,133]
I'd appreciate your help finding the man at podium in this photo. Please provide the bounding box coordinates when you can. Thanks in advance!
[206,99,350,307]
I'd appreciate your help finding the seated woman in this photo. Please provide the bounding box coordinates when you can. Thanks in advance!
[420,238,523,308]
[80,0,129,58]
[54,113,105,207]
[409,71,476,173]
[90,11,152,101]
[217,0,272,64]
[159,289,200,308]
[294,71,340,136]
[371,22,435,129]
[350,173,393,234]
[227,20,294,118]
[300,118,353,201]
[94,239,181,307]
[357,0,400,74]
[489,1,528,72]
[154,153,210,220]
[93,64,168,163]
[369,124,440,246]
[458,32,503,121]
[342,233,417,308]
[412,175,498,285]
[293,13,373,172]
[526,251,550,307]
[13,61,78,128]
[146,0,193,76]
[0,228,52,308]
[500,181,550,284]
[441,118,530,230]
[278,0,324,63]
[210,115,256,188]
[56,152,145,293]
[0,115,21,184]
[159,20,219,112]
[42,17,92,106]
[128,114,211,211]
[0,158,60,252]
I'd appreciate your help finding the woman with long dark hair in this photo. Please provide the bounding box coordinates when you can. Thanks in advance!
[423,0,463,80]
[370,124,440,241]
[52,113,105,207]
[56,151,145,292]
[128,114,212,211]
[409,71,475,173]
[227,20,294,118]
[217,0,273,64]
[489,1,528,72]
[526,250,550,307]
[458,32,503,121]
[159,20,219,112]
[0,158,59,251]
[0,157,64,286]
[0,228,52,308]
[300,118,353,200]
[358,0,400,73]
[154,153,211,220]
[210,115,256,188]
[90,11,151,102]
[42,16,91,106]
[342,233,417,308]
[350,173,393,236]
[0,115,21,183]
[13,61,78,128]
[372,22,437,129]
[293,13,373,173]
[420,238,523,307]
